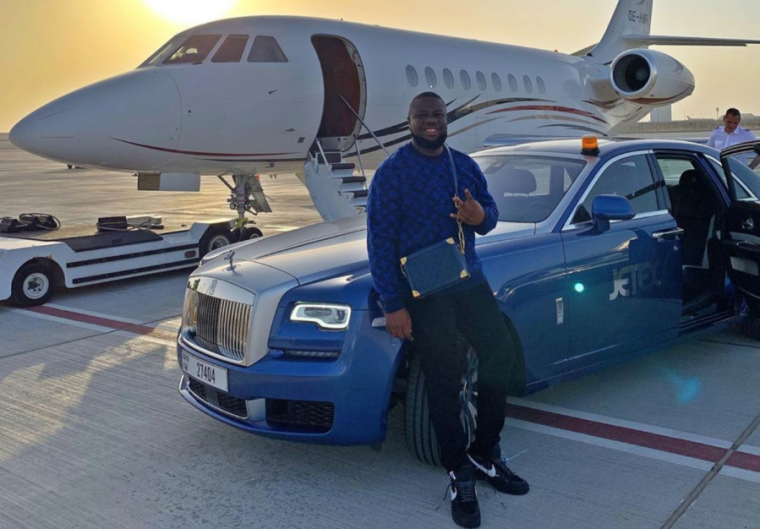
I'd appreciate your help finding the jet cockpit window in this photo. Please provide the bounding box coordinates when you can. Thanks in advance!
[475,155,586,223]
[248,36,288,62]
[163,35,222,65]
[142,37,184,67]
[212,35,249,63]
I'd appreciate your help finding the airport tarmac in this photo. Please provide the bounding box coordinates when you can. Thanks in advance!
[1,141,759,529]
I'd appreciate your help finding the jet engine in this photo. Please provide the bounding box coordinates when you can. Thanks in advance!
[610,49,695,106]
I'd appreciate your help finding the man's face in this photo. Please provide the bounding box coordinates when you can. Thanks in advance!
[408,97,448,149]
[724,114,741,134]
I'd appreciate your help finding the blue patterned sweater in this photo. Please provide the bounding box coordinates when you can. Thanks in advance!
[367,143,499,313]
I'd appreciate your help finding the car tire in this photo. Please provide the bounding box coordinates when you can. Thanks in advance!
[404,335,479,467]
[741,301,760,341]
[11,262,56,307]
[198,226,233,258]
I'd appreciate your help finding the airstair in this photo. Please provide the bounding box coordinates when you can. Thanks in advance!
[303,145,369,222]
[302,96,391,222]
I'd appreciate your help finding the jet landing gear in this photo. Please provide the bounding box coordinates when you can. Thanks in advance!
[217,174,272,242]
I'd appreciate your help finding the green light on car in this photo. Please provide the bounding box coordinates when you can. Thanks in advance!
[574,283,585,293]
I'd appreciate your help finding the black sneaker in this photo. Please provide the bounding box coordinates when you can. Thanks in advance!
[468,453,530,495]
[448,465,481,528]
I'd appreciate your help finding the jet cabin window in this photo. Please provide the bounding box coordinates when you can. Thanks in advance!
[508,74,518,93]
[248,36,288,62]
[492,73,502,92]
[425,67,437,88]
[537,76,546,94]
[572,155,660,225]
[475,155,586,223]
[212,35,249,63]
[476,71,487,91]
[523,75,533,94]
[406,65,419,87]
[443,68,455,89]
[163,35,222,65]
[460,70,472,90]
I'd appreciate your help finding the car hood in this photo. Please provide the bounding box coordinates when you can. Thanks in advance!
[197,215,535,285]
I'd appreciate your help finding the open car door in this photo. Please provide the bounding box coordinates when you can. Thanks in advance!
[721,140,760,301]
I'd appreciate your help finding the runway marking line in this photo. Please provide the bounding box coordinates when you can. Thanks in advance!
[12,305,760,480]
[24,305,177,343]
[506,403,760,477]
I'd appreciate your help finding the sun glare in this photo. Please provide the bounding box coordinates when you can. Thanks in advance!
[144,0,238,26]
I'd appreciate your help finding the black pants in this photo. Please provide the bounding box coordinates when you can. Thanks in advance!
[407,281,515,472]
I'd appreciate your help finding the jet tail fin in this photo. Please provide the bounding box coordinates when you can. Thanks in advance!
[588,0,653,63]
[585,0,760,62]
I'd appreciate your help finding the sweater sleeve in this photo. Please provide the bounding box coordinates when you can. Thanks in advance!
[466,157,499,235]
[367,163,406,313]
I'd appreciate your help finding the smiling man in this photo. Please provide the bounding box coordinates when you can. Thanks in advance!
[366,92,529,528]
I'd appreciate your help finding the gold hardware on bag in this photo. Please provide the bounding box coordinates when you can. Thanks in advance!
[460,270,470,279]
[400,257,407,265]
[412,290,421,298]
[446,238,455,244]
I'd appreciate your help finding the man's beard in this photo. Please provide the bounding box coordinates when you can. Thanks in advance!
[411,130,448,151]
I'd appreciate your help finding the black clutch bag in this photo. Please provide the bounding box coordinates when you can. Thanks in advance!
[400,146,470,299]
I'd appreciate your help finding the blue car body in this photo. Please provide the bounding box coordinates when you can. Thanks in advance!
[177,139,760,446]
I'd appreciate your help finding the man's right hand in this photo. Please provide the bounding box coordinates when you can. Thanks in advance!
[386,308,413,341]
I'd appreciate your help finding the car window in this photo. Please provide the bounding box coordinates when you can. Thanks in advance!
[709,158,760,200]
[164,35,222,65]
[572,154,659,224]
[656,158,695,186]
[474,155,586,223]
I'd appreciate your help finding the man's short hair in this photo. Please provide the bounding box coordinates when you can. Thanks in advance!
[726,108,742,119]
[409,92,445,113]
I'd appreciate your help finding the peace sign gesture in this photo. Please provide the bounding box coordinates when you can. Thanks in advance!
[450,188,485,226]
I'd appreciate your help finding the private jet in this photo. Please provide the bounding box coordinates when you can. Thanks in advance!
[10,0,760,226]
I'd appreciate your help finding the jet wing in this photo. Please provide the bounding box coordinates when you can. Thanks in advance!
[623,35,760,47]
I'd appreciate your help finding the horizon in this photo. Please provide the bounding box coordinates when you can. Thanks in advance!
[1,0,759,132]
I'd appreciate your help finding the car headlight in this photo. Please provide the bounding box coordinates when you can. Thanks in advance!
[182,288,199,333]
[290,303,351,330]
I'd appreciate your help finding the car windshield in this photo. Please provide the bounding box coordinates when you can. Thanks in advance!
[474,155,586,223]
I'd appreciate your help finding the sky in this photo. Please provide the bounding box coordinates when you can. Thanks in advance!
[0,0,759,132]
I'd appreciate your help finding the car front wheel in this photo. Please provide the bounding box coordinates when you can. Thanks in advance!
[404,336,479,467]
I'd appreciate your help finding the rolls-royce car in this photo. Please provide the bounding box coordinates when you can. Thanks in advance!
[176,138,760,465]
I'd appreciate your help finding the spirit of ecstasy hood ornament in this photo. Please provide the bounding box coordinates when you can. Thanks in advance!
[223,249,238,271]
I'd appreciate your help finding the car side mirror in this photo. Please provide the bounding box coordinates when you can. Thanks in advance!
[591,195,636,233]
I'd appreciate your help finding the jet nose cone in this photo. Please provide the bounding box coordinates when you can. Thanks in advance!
[8,69,182,170]
[9,108,72,155]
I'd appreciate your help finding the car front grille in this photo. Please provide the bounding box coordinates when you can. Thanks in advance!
[187,377,247,420]
[266,399,335,433]
[193,292,251,362]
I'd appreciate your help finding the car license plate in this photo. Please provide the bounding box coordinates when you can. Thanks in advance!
[182,352,228,392]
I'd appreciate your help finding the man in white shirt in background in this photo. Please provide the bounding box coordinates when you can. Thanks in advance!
[708,108,759,169]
